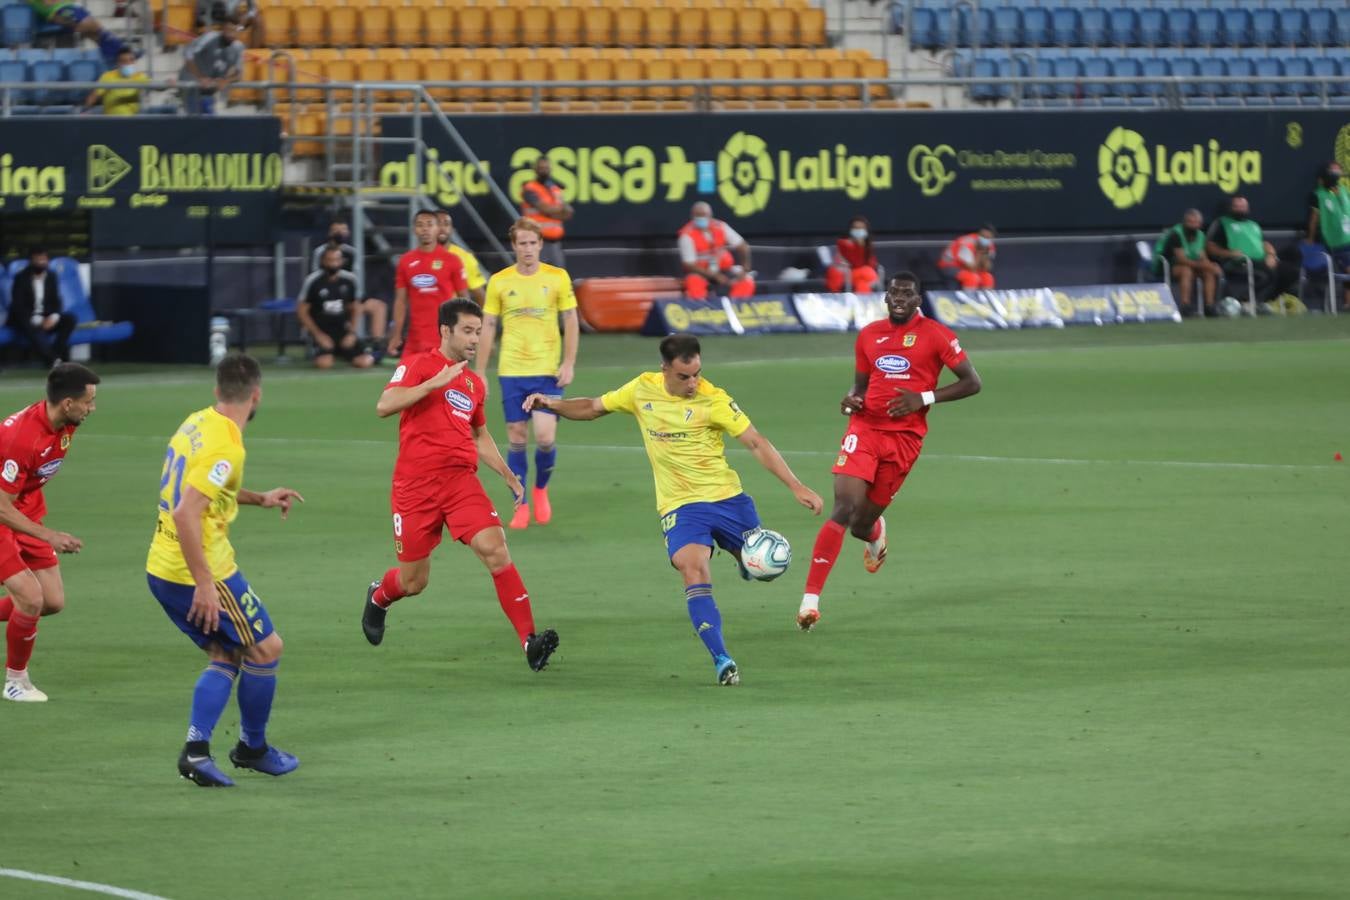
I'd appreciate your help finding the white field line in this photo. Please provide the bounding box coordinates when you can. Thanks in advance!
[80,434,1339,473]
[0,868,173,900]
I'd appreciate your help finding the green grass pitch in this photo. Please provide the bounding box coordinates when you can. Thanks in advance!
[2,317,1348,899]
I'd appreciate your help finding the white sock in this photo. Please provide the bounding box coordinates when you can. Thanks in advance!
[799,593,820,612]
[6,668,28,681]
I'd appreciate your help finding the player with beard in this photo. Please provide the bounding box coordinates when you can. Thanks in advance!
[796,273,982,631]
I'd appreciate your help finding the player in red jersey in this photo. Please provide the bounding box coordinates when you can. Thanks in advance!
[0,363,99,701]
[797,272,982,631]
[361,298,559,671]
[388,209,469,358]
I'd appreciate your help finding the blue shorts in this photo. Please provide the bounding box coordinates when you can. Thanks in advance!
[499,375,561,423]
[148,570,275,651]
[660,493,761,560]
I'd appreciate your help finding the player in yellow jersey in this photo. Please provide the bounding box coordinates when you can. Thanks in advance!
[477,218,579,530]
[437,209,487,306]
[525,334,823,685]
[146,355,305,788]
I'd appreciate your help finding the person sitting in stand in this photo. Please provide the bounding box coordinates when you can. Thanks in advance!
[677,202,754,301]
[824,215,880,293]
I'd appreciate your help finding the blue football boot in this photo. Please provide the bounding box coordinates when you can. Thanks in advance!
[229,743,300,777]
[178,751,236,787]
[715,654,740,686]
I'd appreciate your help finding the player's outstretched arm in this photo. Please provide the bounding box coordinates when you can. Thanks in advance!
[735,426,824,514]
[473,425,525,507]
[887,358,982,417]
[172,486,221,635]
[523,394,608,421]
[239,487,305,519]
[0,490,80,553]
[376,361,466,417]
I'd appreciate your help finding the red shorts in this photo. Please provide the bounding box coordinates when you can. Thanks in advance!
[0,523,58,583]
[831,421,923,507]
[391,474,502,562]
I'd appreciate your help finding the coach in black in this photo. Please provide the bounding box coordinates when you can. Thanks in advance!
[8,249,76,367]
[296,248,376,369]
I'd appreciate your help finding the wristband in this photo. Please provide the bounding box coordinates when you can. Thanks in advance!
[921,390,936,407]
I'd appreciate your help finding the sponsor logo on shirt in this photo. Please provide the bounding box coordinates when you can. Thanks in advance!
[875,354,911,374]
[208,459,232,488]
[445,389,475,412]
[35,459,62,478]
[411,273,438,290]
[2,459,18,483]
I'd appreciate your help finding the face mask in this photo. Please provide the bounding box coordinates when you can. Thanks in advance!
[1327,172,1342,186]
[323,265,341,276]
[31,264,46,274]
[118,65,134,77]
[692,216,710,229]
[849,228,868,241]
[1231,211,1248,221]
[1183,226,1198,238]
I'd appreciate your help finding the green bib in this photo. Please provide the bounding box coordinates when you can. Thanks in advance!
[1218,217,1265,260]
[1154,224,1204,273]
[1315,186,1350,250]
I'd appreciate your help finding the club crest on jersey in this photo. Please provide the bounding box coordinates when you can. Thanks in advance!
[684,408,693,422]
[875,354,911,374]
[411,273,438,289]
[432,260,443,270]
[2,459,18,483]
[642,403,653,411]
[445,389,475,412]
[35,459,62,478]
[903,334,917,348]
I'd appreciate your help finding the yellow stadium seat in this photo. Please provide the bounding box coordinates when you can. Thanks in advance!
[328,6,360,45]
[612,57,643,101]
[690,47,720,63]
[613,8,644,45]
[535,47,566,63]
[502,47,534,65]
[581,57,612,100]
[736,57,769,100]
[629,47,664,63]
[514,57,548,102]
[703,56,735,100]
[674,7,704,46]
[583,6,616,44]
[387,57,421,84]
[706,8,736,46]
[162,4,196,46]
[553,6,584,45]
[829,57,858,101]
[323,57,357,101]
[451,57,490,102]
[548,58,584,101]
[518,5,551,44]
[643,57,678,100]
[797,7,825,46]
[361,4,393,46]
[859,57,890,101]
[405,48,440,64]
[489,7,520,45]
[454,7,490,46]
[236,53,267,102]
[570,46,604,61]
[754,46,786,60]
[734,8,766,46]
[422,56,453,102]
[764,13,794,47]
[767,57,796,100]
[796,56,827,100]
[722,47,753,63]
[292,8,325,45]
[392,6,425,45]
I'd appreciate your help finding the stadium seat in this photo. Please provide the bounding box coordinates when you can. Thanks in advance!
[1222,57,1254,106]
[1081,56,1110,101]
[957,7,993,48]
[28,59,64,106]
[765,9,796,47]
[0,60,27,105]
[1309,56,1339,101]
[1139,56,1169,104]
[1168,55,1199,101]
[392,6,424,46]
[1165,9,1194,47]
[361,4,393,47]
[1249,9,1278,49]
[1105,8,1135,47]
[1027,54,1055,100]
[969,55,998,102]
[731,8,765,47]
[1305,9,1338,49]
[1220,8,1253,48]
[675,8,705,47]
[909,6,938,49]
[327,6,359,45]
[163,3,196,46]
[1080,7,1107,47]
[989,6,1019,46]
[1277,9,1308,48]
[1137,9,1164,47]
[1021,7,1049,47]
[797,7,825,47]
[293,8,325,46]
[489,7,520,46]
[66,57,101,104]
[1,4,33,47]
[553,6,583,45]
[1196,56,1226,104]
[456,7,488,46]
[517,1,551,45]
[1193,8,1221,48]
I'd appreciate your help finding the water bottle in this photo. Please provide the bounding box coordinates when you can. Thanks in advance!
[209,316,230,365]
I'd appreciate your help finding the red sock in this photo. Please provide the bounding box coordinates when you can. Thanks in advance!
[372,568,406,609]
[491,564,535,646]
[0,596,13,621]
[865,519,882,542]
[6,610,39,672]
[805,521,847,595]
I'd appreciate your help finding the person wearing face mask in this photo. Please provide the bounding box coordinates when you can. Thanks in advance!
[678,202,755,301]
[8,249,76,368]
[937,223,996,290]
[1305,161,1350,311]
[307,221,389,355]
[83,48,147,115]
[1206,196,1297,311]
[311,219,357,272]
[518,157,573,269]
[825,216,881,293]
[1154,208,1221,316]
[179,22,243,114]
[297,248,377,370]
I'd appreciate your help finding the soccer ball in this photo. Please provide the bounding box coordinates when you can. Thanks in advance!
[740,527,791,581]
[1218,296,1243,318]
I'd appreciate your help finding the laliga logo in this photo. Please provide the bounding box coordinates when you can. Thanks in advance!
[1098,127,1151,210]
[717,131,774,217]
[907,144,957,197]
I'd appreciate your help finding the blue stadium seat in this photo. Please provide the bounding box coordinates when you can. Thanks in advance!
[1109,56,1142,103]
[908,7,939,49]
[1305,9,1338,49]
[1220,8,1253,48]
[0,3,33,46]
[65,58,100,104]
[1165,9,1195,47]
[1051,56,1080,99]
[1193,9,1222,47]
[1079,8,1107,46]
[932,5,956,49]
[970,55,999,102]
[1048,8,1079,47]
[1139,56,1169,104]
[957,7,994,48]
[47,257,135,347]
[1276,56,1312,105]
[1137,9,1165,47]
[1196,56,1227,104]
[1027,54,1057,100]
[1021,7,1050,47]
[1106,8,1136,47]
[1252,57,1283,104]
[29,59,65,106]
[1309,56,1339,101]
[16,48,48,65]
[990,6,1020,47]
[1276,9,1308,47]
[0,59,28,105]
[1081,55,1110,101]
[1167,55,1200,101]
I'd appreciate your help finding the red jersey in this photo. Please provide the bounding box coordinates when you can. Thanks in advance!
[0,400,78,521]
[385,350,486,483]
[854,311,967,436]
[395,246,469,354]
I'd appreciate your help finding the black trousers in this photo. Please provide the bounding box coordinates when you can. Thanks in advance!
[17,313,76,365]
[1219,258,1298,304]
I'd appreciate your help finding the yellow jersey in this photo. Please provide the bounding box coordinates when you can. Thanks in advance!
[601,373,752,516]
[449,244,486,292]
[146,407,246,584]
[93,69,147,115]
[483,263,576,377]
